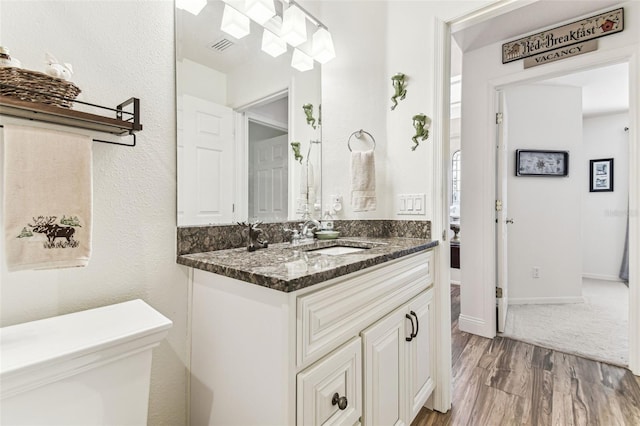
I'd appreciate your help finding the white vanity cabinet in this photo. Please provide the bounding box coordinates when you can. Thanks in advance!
[189,249,435,425]
[362,289,434,425]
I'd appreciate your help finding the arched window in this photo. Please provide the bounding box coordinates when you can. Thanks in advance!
[451,150,461,205]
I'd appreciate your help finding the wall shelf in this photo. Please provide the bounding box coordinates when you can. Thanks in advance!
[0,93,142,147]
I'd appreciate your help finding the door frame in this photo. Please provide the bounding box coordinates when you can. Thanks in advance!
[434,7,639,376]
[235,89,290,222]
[495,91,509,333]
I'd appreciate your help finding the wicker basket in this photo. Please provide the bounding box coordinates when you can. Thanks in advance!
[0,66,81,108]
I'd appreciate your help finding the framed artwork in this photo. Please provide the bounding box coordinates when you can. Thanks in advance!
[515,150,569,176]
[589,158,614,192]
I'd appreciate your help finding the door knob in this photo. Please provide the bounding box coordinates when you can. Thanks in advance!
[506,218,514,224]
[332,393,348,410]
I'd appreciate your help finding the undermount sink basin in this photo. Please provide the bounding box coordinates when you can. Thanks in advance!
[307,246,369,255]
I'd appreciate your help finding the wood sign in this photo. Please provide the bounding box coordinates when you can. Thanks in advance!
[523,40,598,68]
[502,8,624,64]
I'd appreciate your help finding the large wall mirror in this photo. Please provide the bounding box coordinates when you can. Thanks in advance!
[176,0,322,226]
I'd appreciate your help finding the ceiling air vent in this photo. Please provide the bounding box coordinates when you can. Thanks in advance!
[208,38,234,53]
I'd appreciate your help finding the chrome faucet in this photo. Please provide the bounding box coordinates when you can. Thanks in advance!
[301,219,321,239]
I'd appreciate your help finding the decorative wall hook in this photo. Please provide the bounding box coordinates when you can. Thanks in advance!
[411,113,431,151]
[303,103,317,129]
[390,72,407,110]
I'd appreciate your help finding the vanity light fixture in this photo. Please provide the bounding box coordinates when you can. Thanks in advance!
[311,27,335,64]
[221,4,251,39]
[291,48,314,72]
[281,5,307,47]
[245,0,276,25]
[262,28,288,57]
[176,0,207,15]
[219,0,336,68]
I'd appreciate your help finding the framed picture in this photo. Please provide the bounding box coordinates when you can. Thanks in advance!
[589,158,614,192]
[515,150,569,176]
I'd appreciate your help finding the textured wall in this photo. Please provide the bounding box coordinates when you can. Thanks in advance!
[0,1,187,424]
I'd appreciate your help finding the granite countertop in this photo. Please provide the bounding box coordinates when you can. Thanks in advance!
[177,237,438,292]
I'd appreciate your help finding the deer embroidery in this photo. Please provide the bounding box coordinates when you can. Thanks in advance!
[29,216,75,243]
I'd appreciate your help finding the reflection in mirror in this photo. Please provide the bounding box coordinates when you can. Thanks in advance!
[176,0,322,226]
[245,95,288,222]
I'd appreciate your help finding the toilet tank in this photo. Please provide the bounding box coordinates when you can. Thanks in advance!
[0,299,172,425]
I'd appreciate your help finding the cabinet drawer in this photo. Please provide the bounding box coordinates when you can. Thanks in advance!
[297,250,432,367]
[297,337,362,426]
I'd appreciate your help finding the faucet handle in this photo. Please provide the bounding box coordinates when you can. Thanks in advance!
[283,227,301,243]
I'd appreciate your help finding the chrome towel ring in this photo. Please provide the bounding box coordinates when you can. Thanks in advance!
[347,129,376,152]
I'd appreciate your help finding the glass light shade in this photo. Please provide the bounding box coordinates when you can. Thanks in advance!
[221,4,250,39]
[176,0,207,15]
[281,5,307,47]
[312,28,336,64]
[245,0,275,25]
[262,29,287,57]
[291,48,314,72]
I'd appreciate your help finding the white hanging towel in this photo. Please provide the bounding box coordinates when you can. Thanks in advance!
[350,150,376,212]
[3,125,92,271]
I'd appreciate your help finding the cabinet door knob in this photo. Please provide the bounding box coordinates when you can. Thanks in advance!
[332,393,348,410]
[410,310,419,338]
[405,313,415,342]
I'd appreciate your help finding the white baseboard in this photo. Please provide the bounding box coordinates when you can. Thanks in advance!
[509,296,586,305]
[450,280,461,285]
[582,273,625,282]
[458,314,493,338]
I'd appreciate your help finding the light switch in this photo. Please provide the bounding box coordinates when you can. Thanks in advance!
[414,196,422,211]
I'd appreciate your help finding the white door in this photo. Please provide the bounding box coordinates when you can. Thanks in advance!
[249,134,288,222]
[178,95,234,225]
[496,91,510,333]
[407,290,435,420]
[362,306,408,426]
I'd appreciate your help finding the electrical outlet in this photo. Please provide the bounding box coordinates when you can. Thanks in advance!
[532,267,540,278]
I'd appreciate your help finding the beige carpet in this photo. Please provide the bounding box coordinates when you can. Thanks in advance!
[500,278,629,366]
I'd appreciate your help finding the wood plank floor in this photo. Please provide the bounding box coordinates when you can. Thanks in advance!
[411,285,640,426]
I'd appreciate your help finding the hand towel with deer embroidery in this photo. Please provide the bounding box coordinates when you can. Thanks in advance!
[3,125,92,271]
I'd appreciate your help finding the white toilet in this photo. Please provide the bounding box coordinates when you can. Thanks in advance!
[0,299,172,425]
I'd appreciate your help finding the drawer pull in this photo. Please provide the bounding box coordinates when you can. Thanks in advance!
[405,314,415,342]
[332,393,348,410]
[410,310,419,338]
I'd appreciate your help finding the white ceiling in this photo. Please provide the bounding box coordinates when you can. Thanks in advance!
[539,62,629,117]
[177,1,263,73]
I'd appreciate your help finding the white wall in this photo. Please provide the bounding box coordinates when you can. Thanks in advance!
[320,1,492,220]
[460,1,640,337]
[177,58,227,104]
[505,85,583,303]
[582,112,630,280]
[0,2,187,425]
[320,1,389,218]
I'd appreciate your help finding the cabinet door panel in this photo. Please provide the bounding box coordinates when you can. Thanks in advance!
[298,251,432,368]
[407,289,435,421]
[362,307,409,426]
[297,337,362,425]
